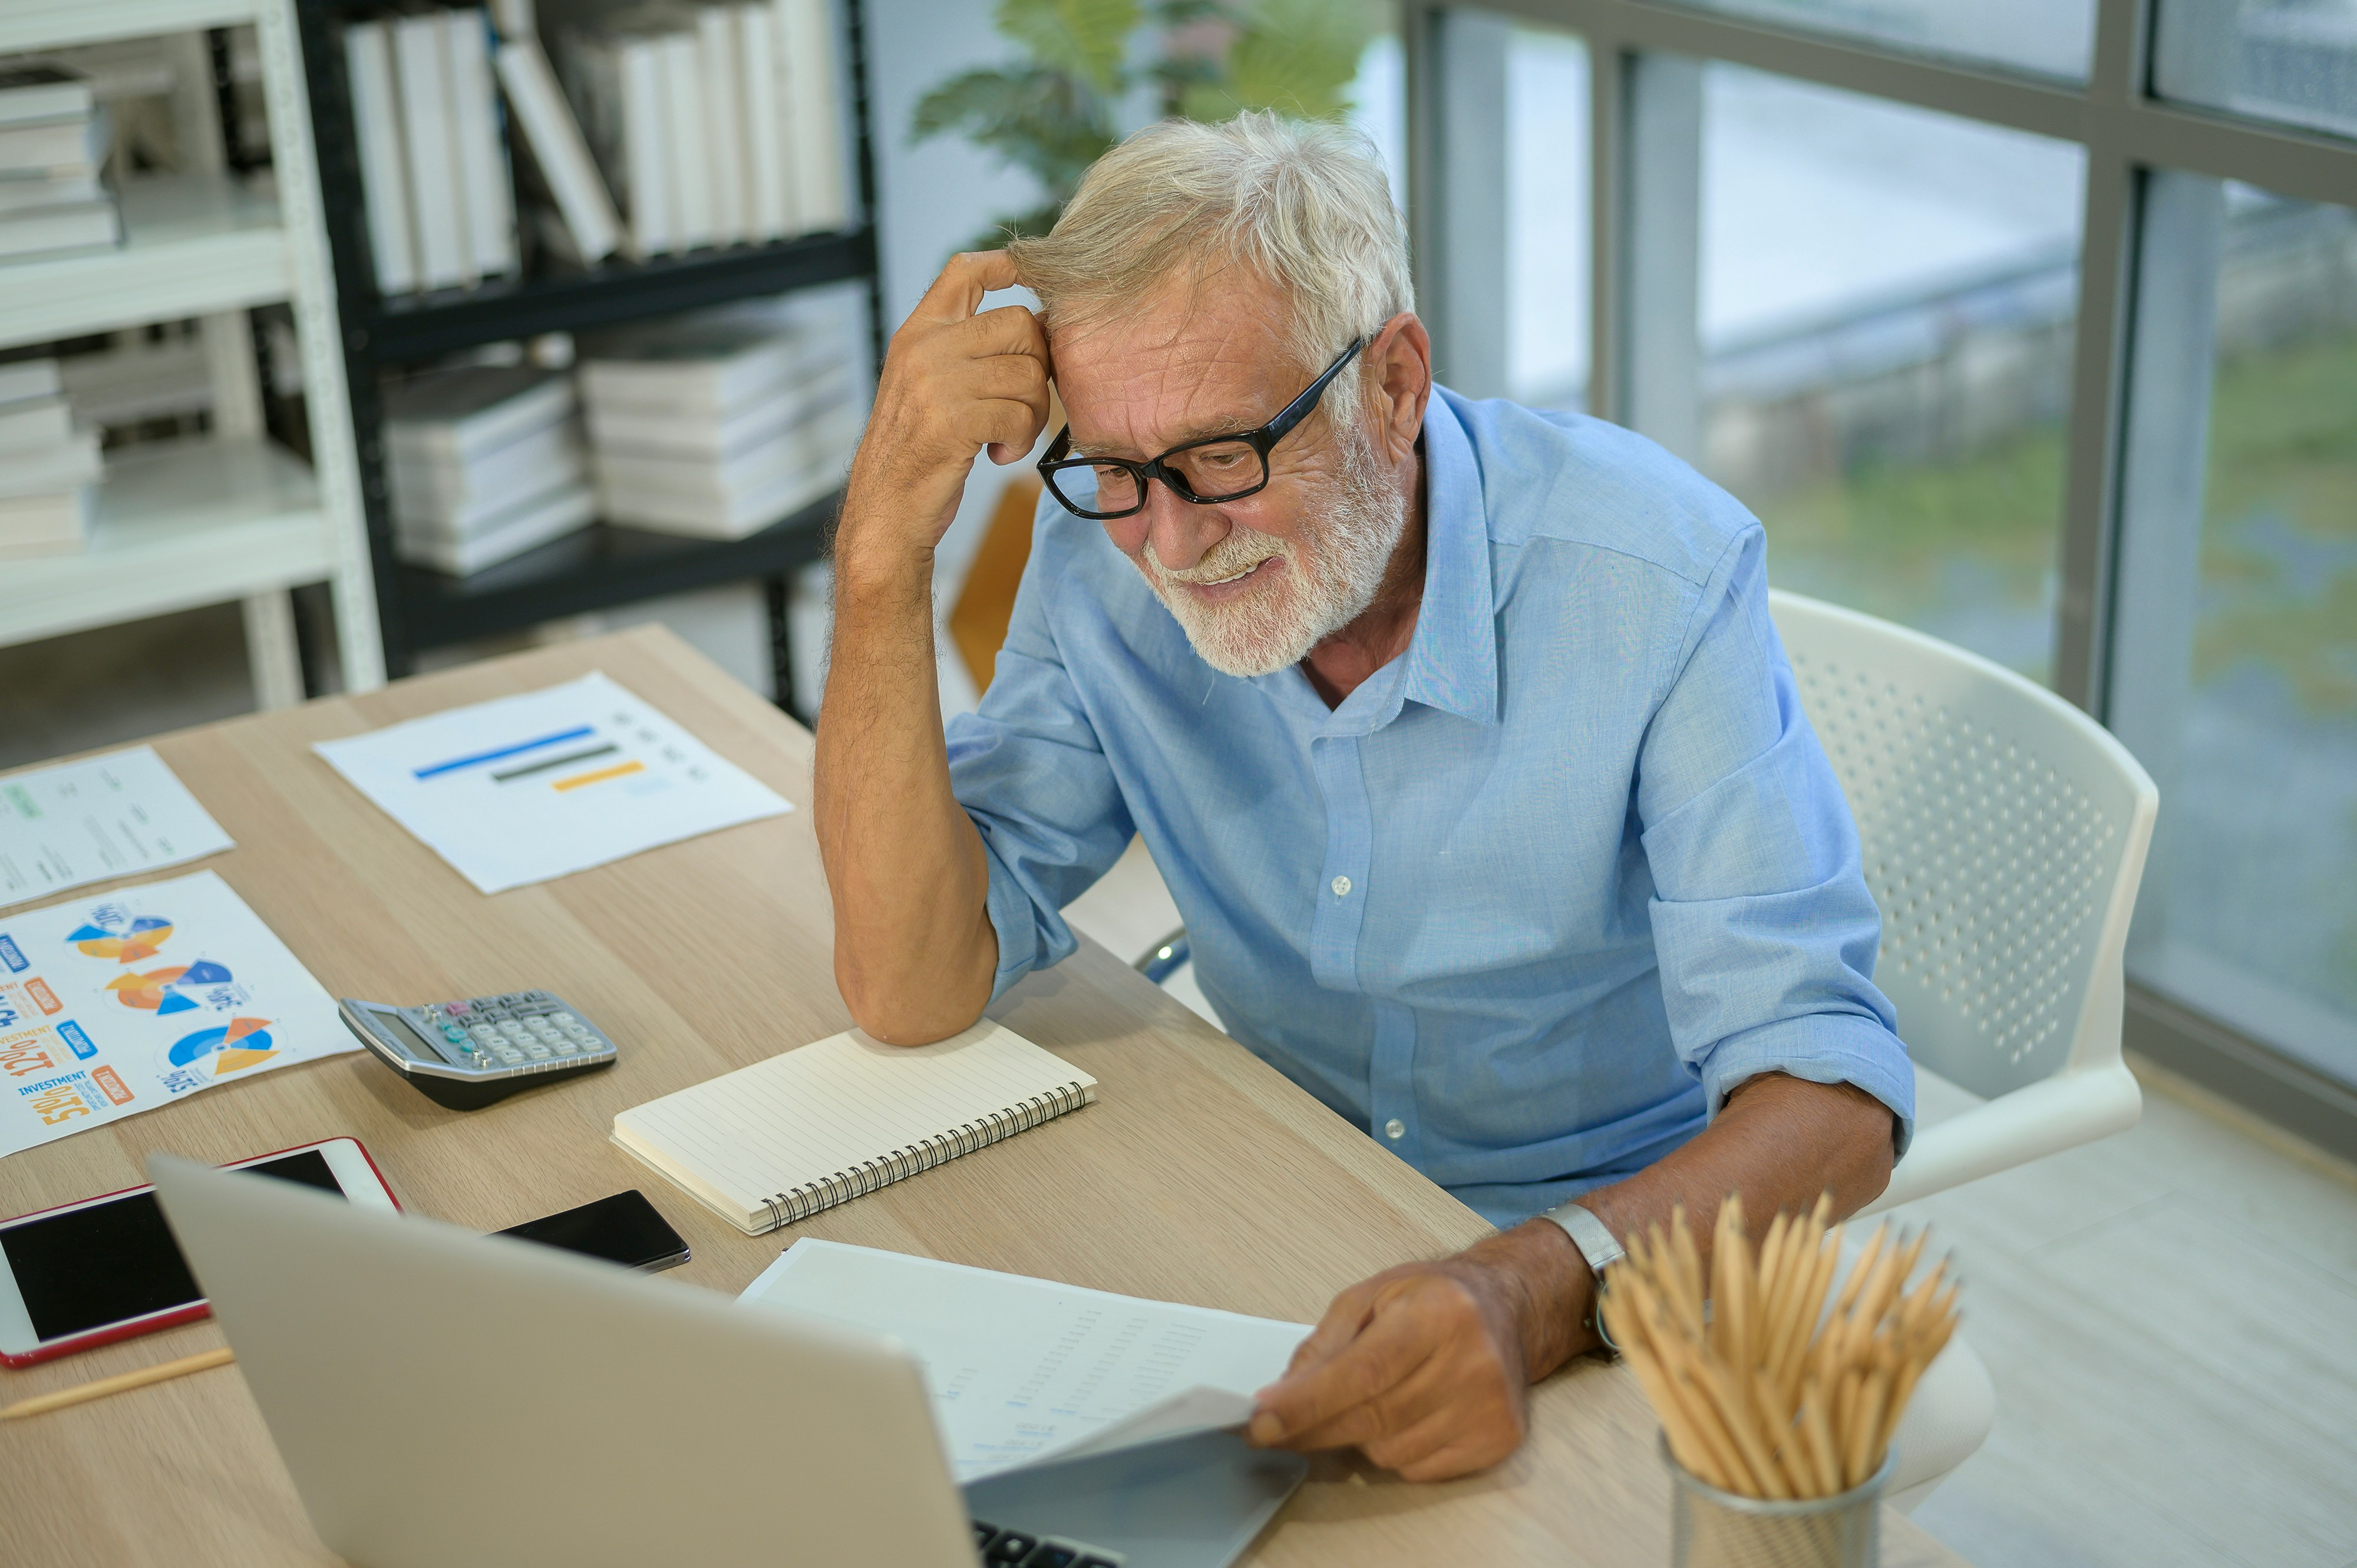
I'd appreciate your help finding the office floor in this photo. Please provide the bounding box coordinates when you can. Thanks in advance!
[7,624,2355,1567]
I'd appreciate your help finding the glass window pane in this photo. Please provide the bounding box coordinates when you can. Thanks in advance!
[2118,182,2357,1084]
[1694,65,2087,681]
[1509,28,1592,408]
[2154,0,2357,141]
[1650,0,2094,81]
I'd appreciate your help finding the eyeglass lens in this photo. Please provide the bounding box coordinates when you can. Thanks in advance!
[1074,438,1265,514]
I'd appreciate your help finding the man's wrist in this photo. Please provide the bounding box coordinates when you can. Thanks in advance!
[1464,1220,1599,1382]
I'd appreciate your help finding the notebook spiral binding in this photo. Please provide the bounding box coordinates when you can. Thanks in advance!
[756,1081,1091,1233]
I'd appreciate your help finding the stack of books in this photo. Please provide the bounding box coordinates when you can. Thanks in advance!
[559,0,846,259]
[0,359,100,559]
[344,8,519,293]
[580,301,861,539]
[384,364,594,573]
[0,65,119,264]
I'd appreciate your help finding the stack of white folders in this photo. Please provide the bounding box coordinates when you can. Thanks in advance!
[612,1021,1097,1234]
[580,304,863,537]
[0,358,99,559]
[0,65,119,264]
[383,364,593,573]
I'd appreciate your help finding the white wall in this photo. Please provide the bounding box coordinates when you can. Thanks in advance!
[786,0,1063,721]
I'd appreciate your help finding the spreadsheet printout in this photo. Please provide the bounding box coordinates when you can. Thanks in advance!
[0,747,233,908]
[740,1239,1310,1481]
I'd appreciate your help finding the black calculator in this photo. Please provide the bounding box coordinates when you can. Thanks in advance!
[337,991,618,1110]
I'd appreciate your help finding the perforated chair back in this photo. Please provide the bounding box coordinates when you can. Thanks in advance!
[1769,592,2160,1207]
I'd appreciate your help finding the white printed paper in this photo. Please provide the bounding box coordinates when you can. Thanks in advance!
[313,672,793,894]
[0,871,352,1158]
[739,1240,1310,1481]
[0,746,235,909]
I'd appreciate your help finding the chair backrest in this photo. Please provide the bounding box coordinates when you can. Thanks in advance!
[1767,591,2158,1101]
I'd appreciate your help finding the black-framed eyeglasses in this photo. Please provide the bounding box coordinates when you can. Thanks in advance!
[1036,336,1369,521]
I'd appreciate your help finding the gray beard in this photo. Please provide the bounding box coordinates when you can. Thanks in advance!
[1137,429,1409,679]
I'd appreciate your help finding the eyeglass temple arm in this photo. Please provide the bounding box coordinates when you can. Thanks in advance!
[1259,336,1369,447]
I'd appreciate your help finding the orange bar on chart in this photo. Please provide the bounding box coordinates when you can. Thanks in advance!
[552,761,646,792]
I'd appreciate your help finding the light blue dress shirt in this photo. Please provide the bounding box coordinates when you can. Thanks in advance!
[946,389,1913,1229]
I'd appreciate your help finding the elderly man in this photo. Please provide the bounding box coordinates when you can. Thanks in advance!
[813,113,1912,1483]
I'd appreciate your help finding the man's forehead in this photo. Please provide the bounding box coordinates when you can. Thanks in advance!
[1051,279,1297,453]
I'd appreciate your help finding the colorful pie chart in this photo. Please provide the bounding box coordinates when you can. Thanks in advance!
[72,917,173,963]
[168,1016,277,1075]
[107,960,233,1012]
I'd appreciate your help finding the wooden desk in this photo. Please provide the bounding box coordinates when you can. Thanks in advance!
[0,628,1966,1567]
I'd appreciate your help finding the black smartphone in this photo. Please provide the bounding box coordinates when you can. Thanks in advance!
[494,1190,689,1273]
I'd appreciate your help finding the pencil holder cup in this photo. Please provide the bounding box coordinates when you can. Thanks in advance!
[1663,1438,1895,1568]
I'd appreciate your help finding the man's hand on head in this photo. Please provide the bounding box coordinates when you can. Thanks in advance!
[837,250,1051,584]
[1246,1221,1592,1483]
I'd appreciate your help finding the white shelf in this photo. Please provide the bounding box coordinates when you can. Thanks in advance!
[0,0,255,55]
[0,437,338,649]
[0,174,290,352]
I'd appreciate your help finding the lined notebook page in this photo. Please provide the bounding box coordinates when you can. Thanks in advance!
[612,1021,1095,1232]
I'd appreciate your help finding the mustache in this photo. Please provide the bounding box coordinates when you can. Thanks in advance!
[1145,530,1288,586]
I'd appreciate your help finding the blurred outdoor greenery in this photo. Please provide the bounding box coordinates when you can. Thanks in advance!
[911,0,1385,251]
[1749,320,2357,1014]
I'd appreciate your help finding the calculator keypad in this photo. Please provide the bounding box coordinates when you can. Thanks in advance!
[395,991,616,1074]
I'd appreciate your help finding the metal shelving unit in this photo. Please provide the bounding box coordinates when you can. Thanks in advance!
[288,0,884,715]
[0,0,386,706]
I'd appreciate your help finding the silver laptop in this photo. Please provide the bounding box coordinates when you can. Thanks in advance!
[149,1157,1305,1568]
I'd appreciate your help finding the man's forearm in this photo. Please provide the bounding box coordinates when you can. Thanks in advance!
[1496,1073,1898,1380]
[813,544,998,1043]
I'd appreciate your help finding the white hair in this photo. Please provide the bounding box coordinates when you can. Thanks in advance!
[1008,111,1413,407]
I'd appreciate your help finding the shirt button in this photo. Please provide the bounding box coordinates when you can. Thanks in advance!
[1331,875,1352,897]
[1383,1118,1405,1140]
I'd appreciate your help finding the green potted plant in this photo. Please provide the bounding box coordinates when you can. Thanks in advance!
[913,0,1385,249]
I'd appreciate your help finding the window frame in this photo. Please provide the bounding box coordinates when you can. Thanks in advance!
[1403,0,2357,1151]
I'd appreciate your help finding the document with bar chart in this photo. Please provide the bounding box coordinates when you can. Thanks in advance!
[312,673,793,894]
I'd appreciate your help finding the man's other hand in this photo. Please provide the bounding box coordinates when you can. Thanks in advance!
[839,250,1051,574]
[1247,1253,1543,1482]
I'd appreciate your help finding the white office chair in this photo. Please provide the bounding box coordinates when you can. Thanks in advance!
[1772,590,2158,1513]
[1767,590,2160,1213]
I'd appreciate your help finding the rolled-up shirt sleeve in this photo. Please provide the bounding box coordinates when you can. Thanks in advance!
[945,529,1134,1002]
[1635,527,1915,1154]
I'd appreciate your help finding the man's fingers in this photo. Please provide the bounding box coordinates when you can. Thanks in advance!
[1251,1299,1435,1443]
[958,302,1051,365]
[1357,1405,1463,1474]
[974,398,1045,464]
[912,249,1024,323]
[1274,1281,1382,1382]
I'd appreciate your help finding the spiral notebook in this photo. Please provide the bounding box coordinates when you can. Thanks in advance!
[610,1021,1096,1234]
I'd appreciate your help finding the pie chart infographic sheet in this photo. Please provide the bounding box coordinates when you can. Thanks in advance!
[0,870,352,1158]
[312,672,794,894]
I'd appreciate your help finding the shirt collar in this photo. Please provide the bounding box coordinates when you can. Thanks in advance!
[1244,389,1500,733]
[1395,391,1500,728]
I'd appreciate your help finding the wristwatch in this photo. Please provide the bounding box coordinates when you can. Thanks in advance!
[1538,1199,1626,1355]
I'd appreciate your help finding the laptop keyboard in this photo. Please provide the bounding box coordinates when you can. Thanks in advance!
[970,1519,1123,1566]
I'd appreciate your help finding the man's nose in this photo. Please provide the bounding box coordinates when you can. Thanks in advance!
[1141,482,1226,572]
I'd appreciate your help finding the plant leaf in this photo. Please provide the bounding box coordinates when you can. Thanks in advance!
[995,0,1143,95]
[912,65,1118,197]
[1216,0,1383,120]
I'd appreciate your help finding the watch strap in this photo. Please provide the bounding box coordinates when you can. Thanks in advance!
[1539,1200,1626,1355]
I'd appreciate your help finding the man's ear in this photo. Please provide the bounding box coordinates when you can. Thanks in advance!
[1370,312,1433,464]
